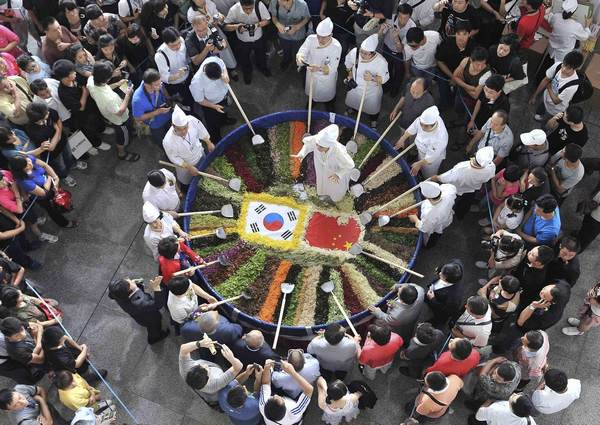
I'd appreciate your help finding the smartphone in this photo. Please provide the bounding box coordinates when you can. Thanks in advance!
[272,362,282,372]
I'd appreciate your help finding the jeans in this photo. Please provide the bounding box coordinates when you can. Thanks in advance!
[50,142,76,179]
[278,37,302,67]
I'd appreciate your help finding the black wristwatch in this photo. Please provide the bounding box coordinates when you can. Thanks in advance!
[196,340,201,349]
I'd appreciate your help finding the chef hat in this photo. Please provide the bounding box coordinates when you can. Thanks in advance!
[172,105,189,127]
[316,124,339,148]
[419,106,440,125]
[361,34,379,52]
[520,129,546,146]
[142,201,160,223]
[562,0,578,13]
[316,18,333,36]
[475,146,495,167]
[420,181,441,198]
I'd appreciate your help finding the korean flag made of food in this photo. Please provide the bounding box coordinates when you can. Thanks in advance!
[239,193,308,250]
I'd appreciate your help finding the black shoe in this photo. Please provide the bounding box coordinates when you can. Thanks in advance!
[243,73,252,85]
[149,328,170,344]
[260,67,272,77]
[229,69,239,81]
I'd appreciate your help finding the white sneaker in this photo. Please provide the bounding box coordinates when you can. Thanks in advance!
[567,317,581,327]
[102,127,115,135]
[475,261,488,269]
[74,161,88,170]
[35,215,47,226]
[478,278,488,286]
[87,147,99,156]
[478,218,491,226]
[534,114,544,122]
[562,327,583,336]
[98,142,111,151]
[64,176,77,187]
[39,232,58,243]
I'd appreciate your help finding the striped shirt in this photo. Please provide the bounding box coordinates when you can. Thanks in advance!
[259,384,310,425]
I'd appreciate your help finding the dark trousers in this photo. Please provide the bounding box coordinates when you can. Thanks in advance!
[143,315,166,344]
[0,358,37,384]
[202,98,228,143]
[468,414,487,425]
[49,143,76,179]
[279,37,302,67]
[454,192,477,219]
[37,192,70,227]
[235,37,268,76]
[165,79,194,108]
[319,367,347,382]
[383,45,404,96]
[578,214,600,251]
[4,234,35,268]
[110,117,134,146]
[149,121,171,149]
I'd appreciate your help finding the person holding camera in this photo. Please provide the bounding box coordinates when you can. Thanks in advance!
[511,244,554,307]
[344,33,389,128]
[186,14,237,77]
[154,27,194,109]
[190,56,236,142]
[347,0,394,46]
[478,275,521,333]
[424,258,464,326]
[477,229,525,284]
[408,180,457,247]
[131,68,173,148]
[224,0,272,85]
[270,0,311,71]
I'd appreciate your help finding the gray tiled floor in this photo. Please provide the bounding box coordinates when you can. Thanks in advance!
[2,45,600,425]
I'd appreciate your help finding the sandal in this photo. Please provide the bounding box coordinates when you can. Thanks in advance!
[118,152,140,162]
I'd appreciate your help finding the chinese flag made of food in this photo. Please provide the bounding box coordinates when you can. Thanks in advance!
[304,212,362,251]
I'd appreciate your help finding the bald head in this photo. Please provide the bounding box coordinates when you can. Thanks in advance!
[409,78,426,99]
[288,350,305,372]
[196,311,219,334]
[244,330,264,349]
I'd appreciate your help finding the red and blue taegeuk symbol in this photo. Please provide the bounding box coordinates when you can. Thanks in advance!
[263,212,284,231]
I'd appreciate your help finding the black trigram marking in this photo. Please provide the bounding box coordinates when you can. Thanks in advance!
[250,223,260,232]
[281,230,292,240]
[287,211,297,221]
[254,204,266,214]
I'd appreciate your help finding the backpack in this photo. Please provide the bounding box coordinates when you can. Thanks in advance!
[554,64,594,104]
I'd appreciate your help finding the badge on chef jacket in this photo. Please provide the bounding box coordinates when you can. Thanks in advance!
[238,193,309,250]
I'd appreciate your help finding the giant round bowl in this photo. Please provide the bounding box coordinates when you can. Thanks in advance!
[183,110,423,339]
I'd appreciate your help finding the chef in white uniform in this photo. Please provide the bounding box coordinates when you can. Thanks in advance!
[142,168,181,216]
[394,105,448,178]
[142,202,188,260]
[409,180,457,246]
[296,18,342,112]
[293,124,355,202]
[433,146,496,219]
[344,33,390,128]
[163,105,215,186]
[547,0,591,62]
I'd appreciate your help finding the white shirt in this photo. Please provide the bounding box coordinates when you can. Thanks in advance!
[439,161,496,196]
[259,384,310,425]
[547,14,591,61]
[87,76,129,125]
[476,401,536,425]
[190,56,228,104]
[142,168,180,212]
[225,2,271,43]
[167,284,198,324]
[118,0,144,18]
[163,117,210,167]
[455,307,492,348]
[543,61,579,115]
[143,214,175,260]
[34,78,70,122]
[401,0,436,26]
[403,30,441,70]
[383,17,416,53]
[187,0,219,23]
[531,379,581,414]
[418,183,457,235]
[155,38,190,85]
[497,204,523,230]
[431,279,453,291]
[406,117,448,163]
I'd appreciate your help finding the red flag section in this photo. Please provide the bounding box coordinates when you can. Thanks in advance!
[304,212,362,251]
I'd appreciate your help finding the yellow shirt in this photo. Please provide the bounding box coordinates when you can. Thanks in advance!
[58,373,99,411]
[0,76,32,125]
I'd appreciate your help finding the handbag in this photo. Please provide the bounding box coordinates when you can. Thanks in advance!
[37,300,63,321]
[51,188,73,213]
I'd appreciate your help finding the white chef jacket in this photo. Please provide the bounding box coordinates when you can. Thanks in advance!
[297,35,342,103]
[298,136,355,202]
[163,117,210,184]
[344,49,390,115]
[418,183,457,235]
[155,38,190,85]
[439,160,496,195]
[547,14,591,62]
[406,116,448,177]
[142,168,180,212]
[190,57,228,104]
[143,214,176,260]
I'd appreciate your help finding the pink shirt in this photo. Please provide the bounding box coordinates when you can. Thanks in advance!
[0,170,19,213]
[490,169,519,206]
[0,25,23,59]
[359,333,403,368]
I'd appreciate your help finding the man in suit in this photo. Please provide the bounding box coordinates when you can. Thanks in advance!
[369,283,425,341]
[108,277,170,344]
[232,330,279,367]
[424,259,465,326]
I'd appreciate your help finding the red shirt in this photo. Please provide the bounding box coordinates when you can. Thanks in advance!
[426,349,481,378]
[517,5,550,49]
[359,333,403,368]
[158,240,203,285]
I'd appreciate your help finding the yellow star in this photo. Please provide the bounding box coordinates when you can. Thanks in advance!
[343,241,353,250]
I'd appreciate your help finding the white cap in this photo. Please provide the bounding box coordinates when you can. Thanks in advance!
[361,34,379,52]
[316,18,333,36]
[143,201,160,223]
[562,0,578,13]
[475,146,495,167]
[172,105,189,127]
[420,181,441,198]
[520,129,546,146]
[419,106,439,125]
[316,124,339,148]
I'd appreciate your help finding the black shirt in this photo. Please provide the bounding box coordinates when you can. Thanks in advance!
[435,38,475,73]
[23,0,60,21]
[439,4,480,39]
[518,282,570,331]
[0,256,21,285]
[354,0,394,28]
[547,120,588,155]
[185,31,211,72]
[5,334,35,365]
[324,0,355,34]
[546,256,580,286]
[512,261,547,307]
[521,180,550,206]
[117,35,149,68]
[45,345,78,372]
[488,47,526,80]
[25,109,67,160]
[476,91,510,129]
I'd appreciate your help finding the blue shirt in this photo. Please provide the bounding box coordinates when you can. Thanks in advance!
[131,83,171,129]
[218,380,262,425]
[16,155,47,194]
[0,129,37,159]
[522,207,561,245]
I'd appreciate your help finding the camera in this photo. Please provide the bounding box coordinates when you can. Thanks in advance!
[243,23,256,37]
[207,26,225,50]
[481,234,524,260]
[272,361,282,372]
[344,77,358,91]
[355,0,368,15]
